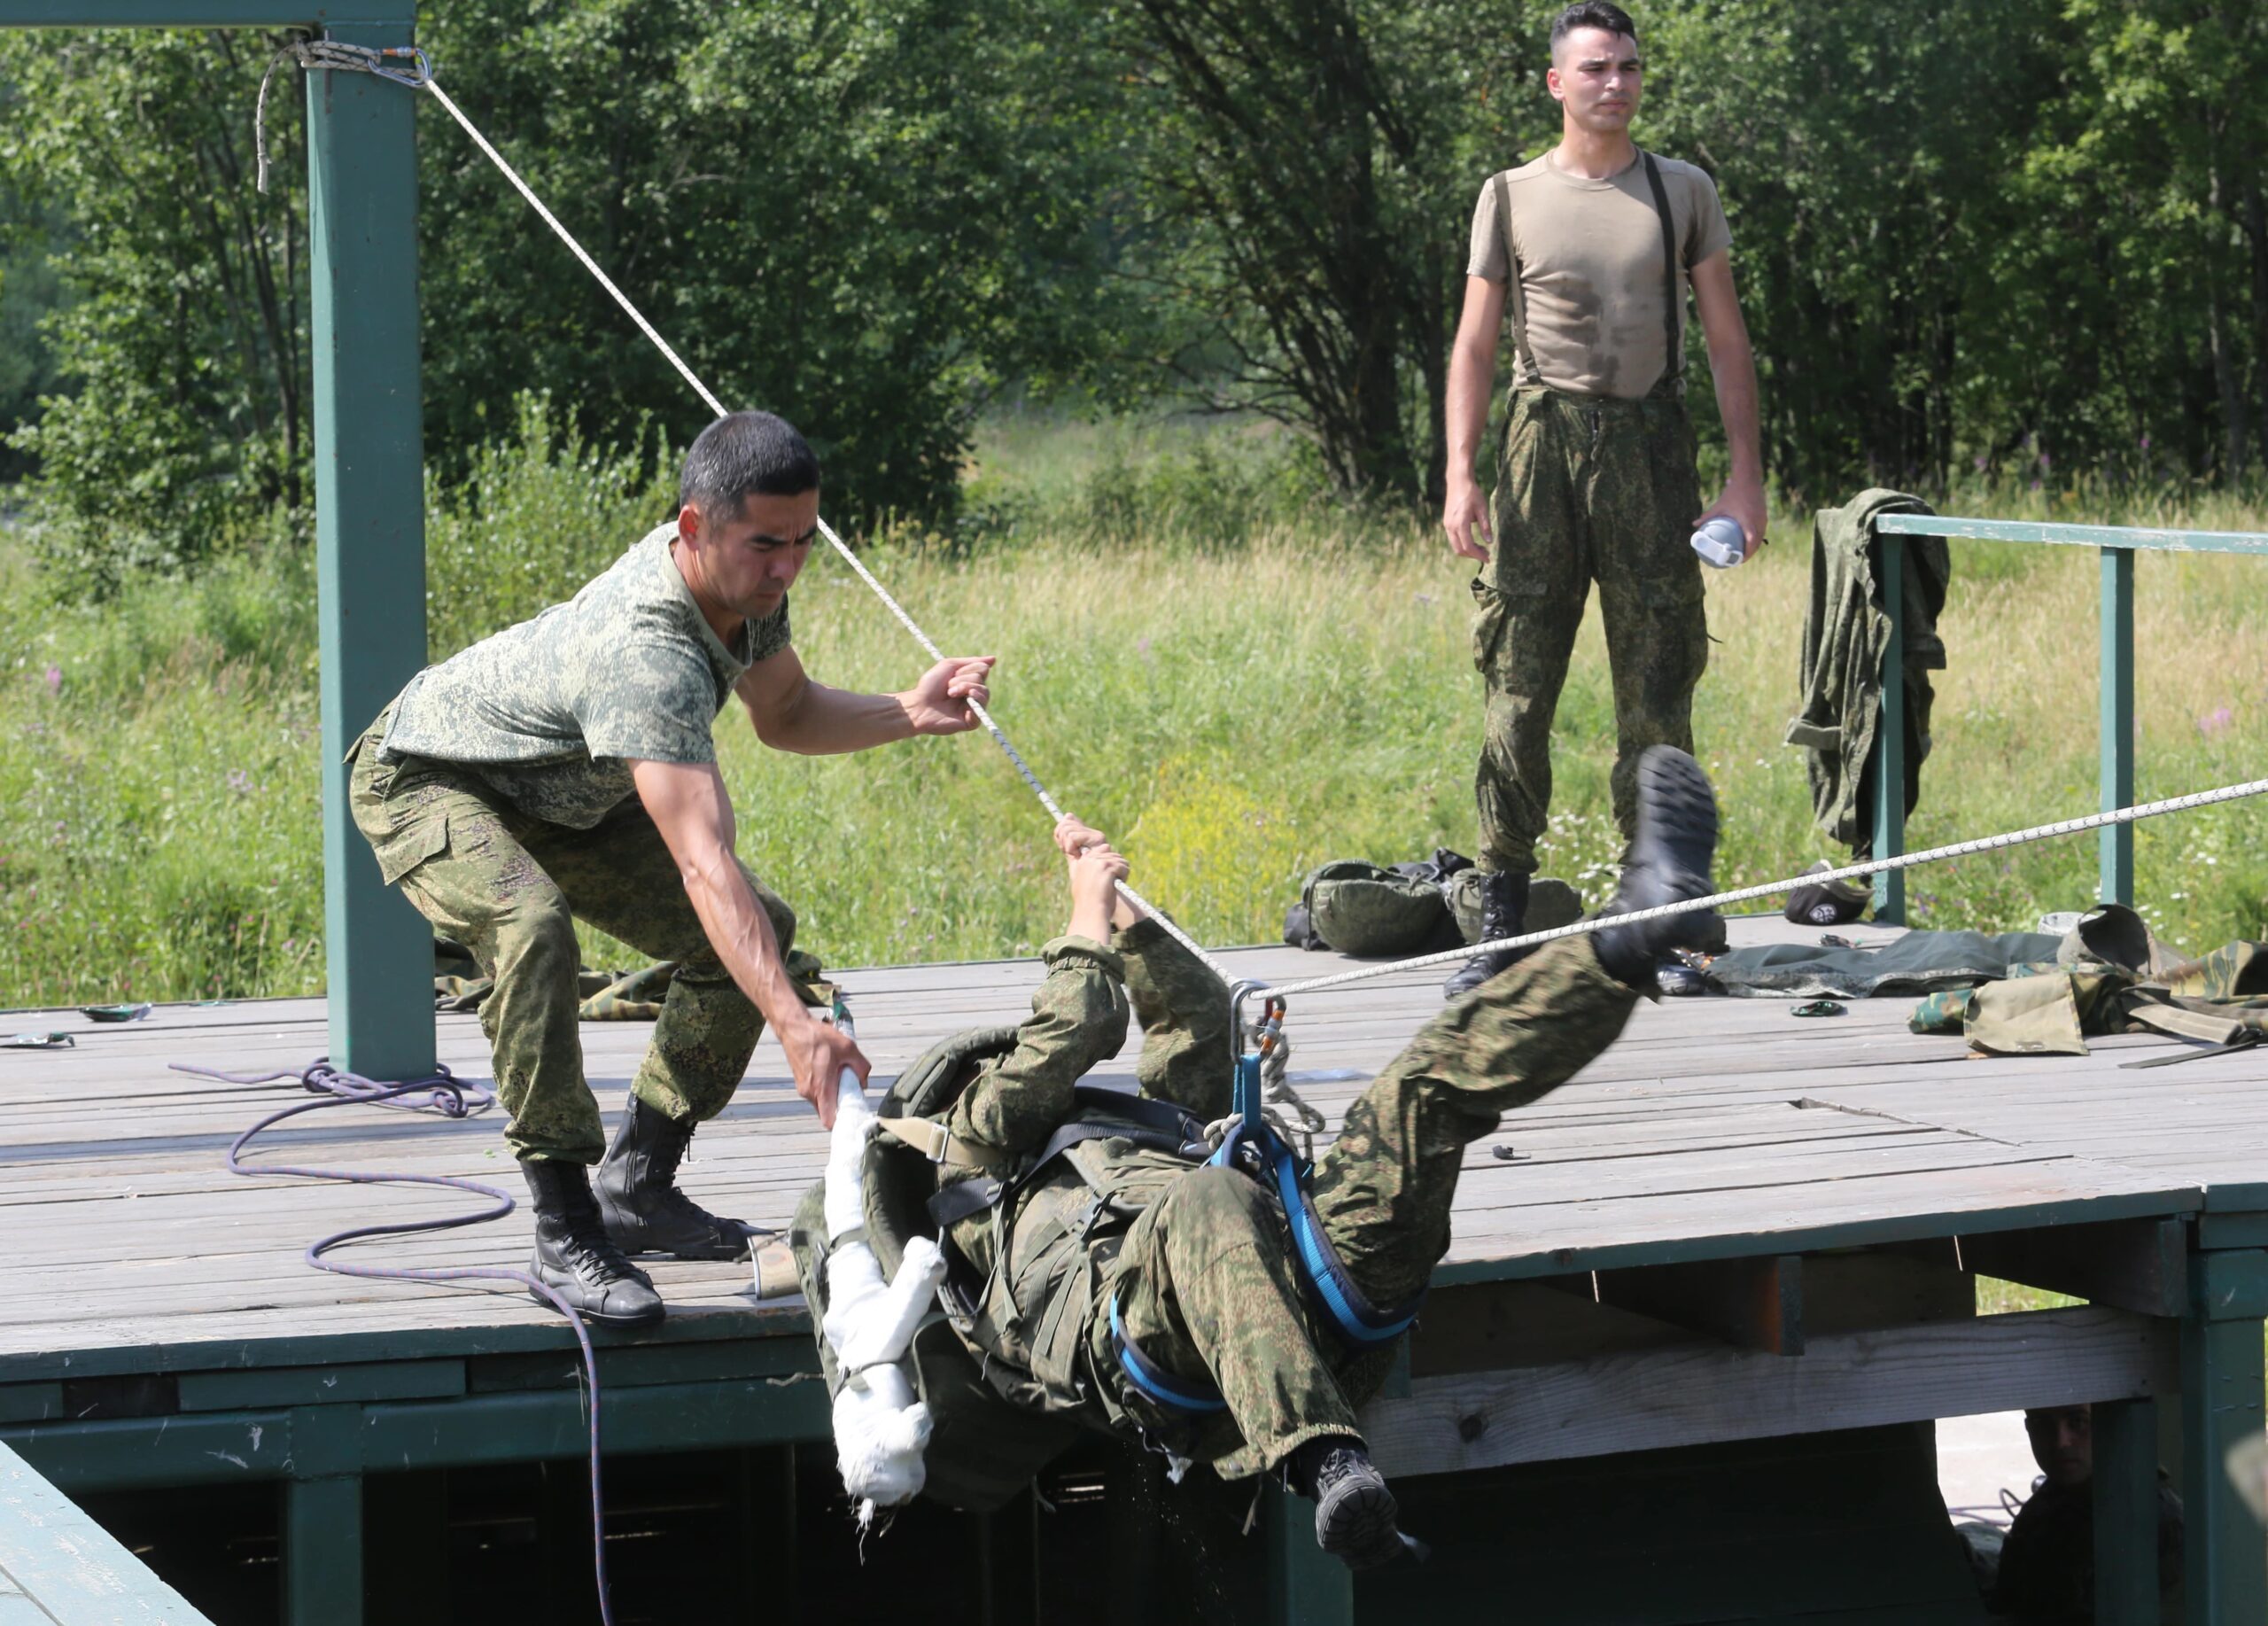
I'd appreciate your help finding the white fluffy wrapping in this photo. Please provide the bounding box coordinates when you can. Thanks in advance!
[819,1070,945,1525]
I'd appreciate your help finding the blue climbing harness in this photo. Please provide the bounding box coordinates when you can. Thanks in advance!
[1115,992,1423,1419]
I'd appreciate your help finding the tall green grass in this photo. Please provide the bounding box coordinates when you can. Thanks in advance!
[3,401,2264,1006]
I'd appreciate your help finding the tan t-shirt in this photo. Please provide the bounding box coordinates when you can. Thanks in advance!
[1465,151,1731,400]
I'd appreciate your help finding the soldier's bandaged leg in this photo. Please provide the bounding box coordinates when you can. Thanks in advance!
[1307,939,1639,1310]
[1104,1164,1359,1474]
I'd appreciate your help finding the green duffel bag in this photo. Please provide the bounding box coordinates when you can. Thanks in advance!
[1301,860,1462,958]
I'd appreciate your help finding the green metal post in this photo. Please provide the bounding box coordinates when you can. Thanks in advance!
[1263,1482,1352,1626]
[306,20,434,1080]
[282,1407,365,1626]
[2182,1255,2268,1623]
[2100,547,2135,907]
[1872,533,1907,925]
[2091,1396,2157,1622]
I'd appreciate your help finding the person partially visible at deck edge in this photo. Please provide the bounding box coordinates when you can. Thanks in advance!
[1439,1,1765,999]
[346,410,995,1327]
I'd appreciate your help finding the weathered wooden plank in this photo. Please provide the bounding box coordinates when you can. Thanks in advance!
[0,1439,210,1622]
[1360,1305,2166,1479]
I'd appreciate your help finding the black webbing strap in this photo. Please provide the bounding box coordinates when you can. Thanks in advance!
[2120,1030,2263,1070]
[1641,152,1684,386]
[1493,168,1543,387]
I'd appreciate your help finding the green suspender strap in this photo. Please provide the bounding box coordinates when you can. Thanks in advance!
[1492,168,1544,387]
[1641,152,1685,389]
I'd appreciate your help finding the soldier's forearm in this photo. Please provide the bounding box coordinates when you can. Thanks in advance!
[1443,338,1496,488]
[1707,335,1764,487]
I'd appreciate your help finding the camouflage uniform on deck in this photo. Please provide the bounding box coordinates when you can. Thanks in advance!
[348,522,795,1163]
[936,914,1638,1477]
[1464,152,1729,875]
[1472,385,1708,871]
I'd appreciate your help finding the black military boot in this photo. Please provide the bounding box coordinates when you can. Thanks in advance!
[521,1159,664,1328]
[594,1096,757,1261]
[1292,1437,1418,1571]
[1592,747,1721,989]
[1441,870,1529,1000]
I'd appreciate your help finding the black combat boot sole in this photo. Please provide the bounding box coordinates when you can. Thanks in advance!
[1316,1474,1405,1571]
[1627,747,1719,899]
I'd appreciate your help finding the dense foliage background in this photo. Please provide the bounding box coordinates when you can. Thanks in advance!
[3,0,2264,585]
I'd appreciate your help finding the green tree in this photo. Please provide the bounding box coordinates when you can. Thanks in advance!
[1094,0,1550,507]
[414,0,1114,526]
[0,29,307,590]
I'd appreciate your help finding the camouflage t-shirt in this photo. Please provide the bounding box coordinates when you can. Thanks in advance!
[379,522,793,828]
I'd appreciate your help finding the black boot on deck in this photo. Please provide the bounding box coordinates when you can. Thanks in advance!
[522,1159,664,1328]
[595,1096,756,1262]
[1293,1437,1418,1571]
[1441,871,1530,1000]
[1593,747,1721,990]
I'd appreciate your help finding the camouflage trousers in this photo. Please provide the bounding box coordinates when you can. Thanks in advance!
[346,710,793,1163]
[1472,385,1709,876]
[1094,935,1640,1474]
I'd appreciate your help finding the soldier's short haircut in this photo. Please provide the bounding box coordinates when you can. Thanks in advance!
[679,410,821,518]
[1551,2,1638,56]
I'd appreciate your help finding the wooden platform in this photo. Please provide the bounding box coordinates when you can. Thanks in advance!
[2,914,2264,1623]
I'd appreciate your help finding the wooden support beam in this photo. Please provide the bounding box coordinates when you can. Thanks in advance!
[1262,1481,1351,1626]
[1362,1304,2165,1481]
[2092,1396,2160,1623]
[1803,1249,1975,1335]
[4,1373,830,1494]
[1590,1254,1805,1355]
[1409,1280,1687,1378]
[2180,1312,2267,1622]
[284,1474,362,1626]
[1956,1218,2186,1318]
[307,18,433,1080]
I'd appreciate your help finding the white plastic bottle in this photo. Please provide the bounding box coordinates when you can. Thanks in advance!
[1690,514,1748,569]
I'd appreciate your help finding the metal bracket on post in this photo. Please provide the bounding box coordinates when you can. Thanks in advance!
[1872,533,1907,925]
[2099,546,2135,907]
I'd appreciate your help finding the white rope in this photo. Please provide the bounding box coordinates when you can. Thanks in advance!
[1264,775,2268,1001]
[261,36,1231,981]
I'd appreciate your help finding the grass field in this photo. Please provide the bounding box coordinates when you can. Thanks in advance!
[4,406,2266,1006]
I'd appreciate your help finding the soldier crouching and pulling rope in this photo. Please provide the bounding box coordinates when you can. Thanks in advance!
[791,745,1725,1570]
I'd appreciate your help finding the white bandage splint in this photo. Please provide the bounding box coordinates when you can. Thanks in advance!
[819,1066,946,1527]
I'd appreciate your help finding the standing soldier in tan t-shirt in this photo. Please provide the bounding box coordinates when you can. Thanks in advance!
[1438,0,1765,998]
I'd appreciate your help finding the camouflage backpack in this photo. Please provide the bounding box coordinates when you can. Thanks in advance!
[1293,859,1464,958]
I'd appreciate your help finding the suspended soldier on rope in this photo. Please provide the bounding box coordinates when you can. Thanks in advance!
[793,746,1726,1569]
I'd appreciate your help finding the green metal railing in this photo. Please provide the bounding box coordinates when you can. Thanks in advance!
[1868,515,2268,924]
